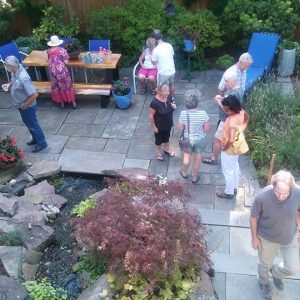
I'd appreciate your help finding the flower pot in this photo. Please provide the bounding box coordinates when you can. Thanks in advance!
[112,90,132,110]
[68,50,81,60]
[0,159,20,170]
[183,39,195,52]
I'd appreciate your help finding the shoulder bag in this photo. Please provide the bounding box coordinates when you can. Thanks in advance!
[225,123,249,155]
[179,111,192,154]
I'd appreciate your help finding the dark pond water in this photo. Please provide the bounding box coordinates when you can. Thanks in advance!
[35,173,105,299]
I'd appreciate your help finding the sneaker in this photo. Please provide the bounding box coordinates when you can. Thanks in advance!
[258,281,272,300]
[271,267,284,290]
[32,144,47,153]
[26,140,36,146]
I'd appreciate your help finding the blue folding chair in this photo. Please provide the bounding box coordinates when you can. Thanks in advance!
[88,39,110,51]
[0,41,29,81]
[245,32,280,92]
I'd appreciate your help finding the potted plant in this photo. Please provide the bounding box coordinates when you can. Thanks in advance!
[64,38,82,59]
[0,135,26,169]
[179,26,199,51]
[112,78,132,109]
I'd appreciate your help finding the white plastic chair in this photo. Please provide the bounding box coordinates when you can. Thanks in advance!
[132,61,140,94]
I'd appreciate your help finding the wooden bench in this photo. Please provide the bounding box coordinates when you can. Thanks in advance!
[32,81,112,108]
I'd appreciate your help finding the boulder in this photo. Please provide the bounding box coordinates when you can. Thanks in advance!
[89,188,109,200]
[22,263,39,280]
[0,246,26,280]
[77,274,113,300]
[0,194,18,217]
[14,171,34,184]
[21,180,67,208]
[0,275,27,300]
[24,249,43,264]
[15,198,39,214]
[27,160,61,179]
[12,211,48,226]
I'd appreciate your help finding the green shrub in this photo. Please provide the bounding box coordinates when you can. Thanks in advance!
[0,230,24,246]
[221,0,300,49]
[216,54,235,70]
[246,79,300,174]
[33,4,80,42]
[0,2,15,44]
[71,198,97,217]
[24,278,67,300]
[75,254,106,286]
[87,0,222,69]
[15,36,45,53]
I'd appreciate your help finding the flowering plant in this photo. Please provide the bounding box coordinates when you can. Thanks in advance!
[0,135,25,167]
[112,78,131,96]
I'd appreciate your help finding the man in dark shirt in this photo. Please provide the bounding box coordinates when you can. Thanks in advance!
[250,170,300,300]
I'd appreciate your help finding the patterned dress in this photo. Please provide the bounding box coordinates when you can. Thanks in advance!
[47,47,75,104]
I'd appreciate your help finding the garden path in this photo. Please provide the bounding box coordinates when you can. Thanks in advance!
[0,69,299,299]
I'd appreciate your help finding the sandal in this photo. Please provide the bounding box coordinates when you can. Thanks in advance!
[151,90,156,95]
[179,170,188,179]
[157,154,164,161]
[216,190,234,199]
[164,150,175,157]
[202,157,218,165]
[141,88,146,95]
[192,175,201,184]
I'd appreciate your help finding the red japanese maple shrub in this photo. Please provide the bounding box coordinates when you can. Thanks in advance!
[71,178,211,282]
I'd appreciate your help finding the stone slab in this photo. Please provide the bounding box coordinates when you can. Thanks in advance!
[58,123,105,138]
[123,159,150,170]
[38,110,68,134]
[104,139,131,154]
[127,143,156,160]
[188,184,216,209]
[206,225,229,254]
[65,137,107,152]
[24,153,59,164]
[59,149,126,174]
[64,110,97,124]
[102,114,139,139]
[0,109,22,125]
[212,272,225,300]
[149,159,169,177]
[93,108,114,125]
[113,94,144,116]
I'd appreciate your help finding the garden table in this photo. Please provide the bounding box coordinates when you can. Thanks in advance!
[23,50,121,83]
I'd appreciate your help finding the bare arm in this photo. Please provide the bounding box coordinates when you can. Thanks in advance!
[178,122,184,132]
[241,110,249,131]
[203,121,209,132]
[149,107,158,133]
[222,126,237,151]
[139,51,146,68]
[22,92,38,109]
[250,216,261,250]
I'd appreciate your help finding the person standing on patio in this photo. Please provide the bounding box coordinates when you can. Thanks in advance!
[149,81,176,161]
[250,170,300,300]
[137,37,157,95]
[47,35,77,109]
[2,56,47,153]
[151,29,176,100]
[202,69,243,165]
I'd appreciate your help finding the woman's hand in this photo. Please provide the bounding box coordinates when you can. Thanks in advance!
[152,126,158,133]
[171,103,176,110]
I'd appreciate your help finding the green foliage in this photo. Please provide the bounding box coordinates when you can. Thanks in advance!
[75,254,106,286]
[278,39,300,75]
[221,0,300,49]
[71,198,97,217]
[24,278,67,300]
[87,0,222,69]
[33,5,80,42]
[112,79,131,96]
[0,230,24,246]
[15,35,45,52]
[106,266,198,299]
[216,54,235,70]
[246,79,300,176]
[0,2,15,44]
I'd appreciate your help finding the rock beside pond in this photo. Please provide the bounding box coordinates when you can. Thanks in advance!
[103,167,150,181]
[22,262,39,280]
[24,249,43,264]
[21,180,67,208]
[0,194,18,216]
[77,274,113,300]
[0,246,26,280]
[0,275,27,300]
[27,160,61,179]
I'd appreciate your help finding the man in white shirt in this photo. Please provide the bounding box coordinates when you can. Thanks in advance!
[151,29,176,99]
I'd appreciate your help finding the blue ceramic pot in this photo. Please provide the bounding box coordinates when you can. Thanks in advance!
[183,39,195,52]
[112,90,132,109]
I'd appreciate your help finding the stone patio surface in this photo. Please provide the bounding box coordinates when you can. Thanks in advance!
[1,69,299,299]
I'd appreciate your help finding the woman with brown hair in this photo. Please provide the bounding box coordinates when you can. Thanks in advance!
[149,81,176,161]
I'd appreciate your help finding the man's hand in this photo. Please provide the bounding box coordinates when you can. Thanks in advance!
[297,232,300,243]
[252,236,261,250]
[214,95,222,105]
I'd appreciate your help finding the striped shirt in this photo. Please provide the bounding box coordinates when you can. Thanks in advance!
[179,110,209,139]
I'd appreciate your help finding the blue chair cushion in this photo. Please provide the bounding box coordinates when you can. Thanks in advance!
[89,40,110,51]
[245,66,265,92]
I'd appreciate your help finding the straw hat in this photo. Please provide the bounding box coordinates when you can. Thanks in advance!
[47,35,63,47]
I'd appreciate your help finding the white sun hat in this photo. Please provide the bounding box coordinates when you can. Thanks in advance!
[47,35,63,47]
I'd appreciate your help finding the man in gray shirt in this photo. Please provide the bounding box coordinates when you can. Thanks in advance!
[250,170,300,300]
[2,56,47,152]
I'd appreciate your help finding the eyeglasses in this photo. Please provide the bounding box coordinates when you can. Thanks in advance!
[274,190,290,197]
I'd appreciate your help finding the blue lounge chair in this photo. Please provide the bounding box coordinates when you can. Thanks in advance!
[0,41,29,81]
[245,32,280,92]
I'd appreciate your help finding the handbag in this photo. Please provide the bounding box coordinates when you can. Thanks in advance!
[179,111,192,154]
[226,124,249,155]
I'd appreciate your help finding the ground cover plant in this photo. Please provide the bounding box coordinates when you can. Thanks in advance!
[246,78,300,180]
[71,177,211,298]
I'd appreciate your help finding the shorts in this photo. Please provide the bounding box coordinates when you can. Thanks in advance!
[155,129,171,145]
[138,68,158,78]
[189,137,207,154]
[215,121,224,140]
[157,74,175,84]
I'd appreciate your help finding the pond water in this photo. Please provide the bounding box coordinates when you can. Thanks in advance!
[35,173,105,299]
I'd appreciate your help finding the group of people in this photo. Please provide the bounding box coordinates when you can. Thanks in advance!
[1,35,77,152]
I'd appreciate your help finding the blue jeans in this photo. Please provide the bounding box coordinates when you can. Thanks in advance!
[18,105,47,147]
